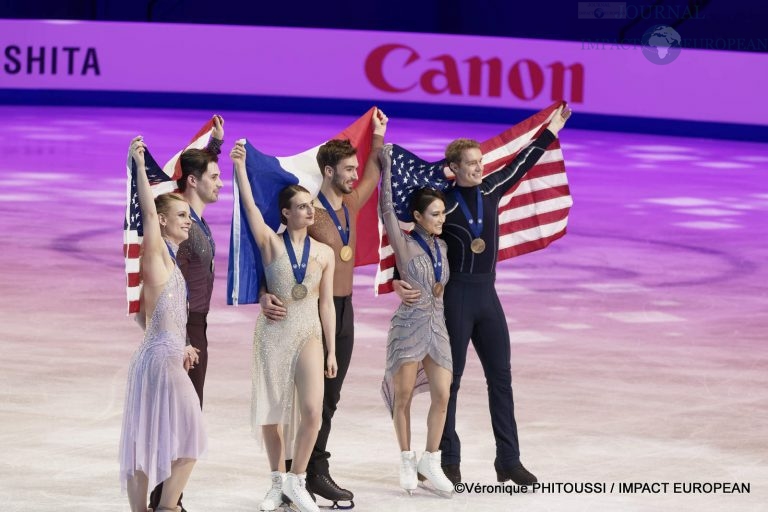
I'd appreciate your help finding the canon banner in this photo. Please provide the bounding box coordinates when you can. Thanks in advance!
[0,19,765,126]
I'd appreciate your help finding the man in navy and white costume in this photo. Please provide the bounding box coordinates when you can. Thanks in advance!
[395,105,571,485]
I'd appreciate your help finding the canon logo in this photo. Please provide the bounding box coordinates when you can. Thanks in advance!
[365,43,584,103]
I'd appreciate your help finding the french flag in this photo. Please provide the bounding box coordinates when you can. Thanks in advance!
[227,108,377,305]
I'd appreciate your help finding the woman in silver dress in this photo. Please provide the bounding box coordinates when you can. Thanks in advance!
[379,145,454,497]
[230,141,337,512]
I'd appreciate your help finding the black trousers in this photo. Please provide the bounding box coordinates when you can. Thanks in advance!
[149,311,208,510]
[306,295,354,475]
[439,273,522,468]
[186,312,209,408]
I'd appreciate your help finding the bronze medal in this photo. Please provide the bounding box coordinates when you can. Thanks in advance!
[339,245,353,262]
[470,238,486,254]
[432,282,444,297]
[291,283,308,300]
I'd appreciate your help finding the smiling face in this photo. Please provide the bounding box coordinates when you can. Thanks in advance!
[328,155,359,195]
[158,196,192,244]
[450,147,484,187]
[414,198,446,236]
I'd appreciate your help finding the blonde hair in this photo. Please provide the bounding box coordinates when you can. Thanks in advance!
[154,192,186,215]
[445,138,481,165]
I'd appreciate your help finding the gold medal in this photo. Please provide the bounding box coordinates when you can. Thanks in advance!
[470,238,486,254]
[432,282,444,297]
[291,283,308,300]
[339,245,353,262]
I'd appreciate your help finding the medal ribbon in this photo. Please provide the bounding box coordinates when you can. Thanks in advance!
[189,208,215,257]
[453,188,483,239]
[317,192,350,246]
[283,231,311,285]
[164,240,189,301]
[411,231,442,285]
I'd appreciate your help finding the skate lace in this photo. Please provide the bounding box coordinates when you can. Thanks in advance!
[425,454,453,489]
[264,477,283,503]
[321,474,344,492]
[429,455,442,475]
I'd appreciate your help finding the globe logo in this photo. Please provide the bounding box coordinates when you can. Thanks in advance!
[642,25,682,65]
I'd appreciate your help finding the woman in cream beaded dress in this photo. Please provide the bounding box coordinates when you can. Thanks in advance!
[231,141,337,512]
[120,136,206,512]
[379,144,454,497]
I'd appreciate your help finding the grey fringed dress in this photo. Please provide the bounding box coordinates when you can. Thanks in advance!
[379,145,453,415]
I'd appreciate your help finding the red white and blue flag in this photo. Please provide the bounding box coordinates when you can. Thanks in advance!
[374,101,573,294]
[227,108,379,305]
[123,120,215,314]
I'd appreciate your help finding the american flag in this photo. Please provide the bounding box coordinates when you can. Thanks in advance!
[123,120,215,314]
[375,101,572,294]
[228,108,378,305]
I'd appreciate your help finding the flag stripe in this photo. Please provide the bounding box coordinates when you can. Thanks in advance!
[123,243,141,258]
[127,272,141,287]
[500,185,572,214]
[501,208,571,236]
[498,230,568,259]
[500,192,572,221]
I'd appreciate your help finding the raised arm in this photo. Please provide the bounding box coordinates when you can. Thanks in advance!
[483,104,571,197]
[547,103,571,137]
[378,144,410,270]
[130,136,170,284]
[349,108,388,208]
[230,141,277,263]
[206,114,224,154]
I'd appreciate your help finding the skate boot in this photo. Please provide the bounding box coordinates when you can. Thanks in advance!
[441,463,461,485]
[306,471,355,509]
[283,472,320,512]
[399,451,418,495]
[260,471,285,511]
[495,461,537,486]
[281,488,315,510]
[149,486,185,512]
[417,451,454,498]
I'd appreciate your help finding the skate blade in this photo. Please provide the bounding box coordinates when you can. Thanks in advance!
[319,500,354,510]
[418,480,453,499]
[280,496,310,512]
